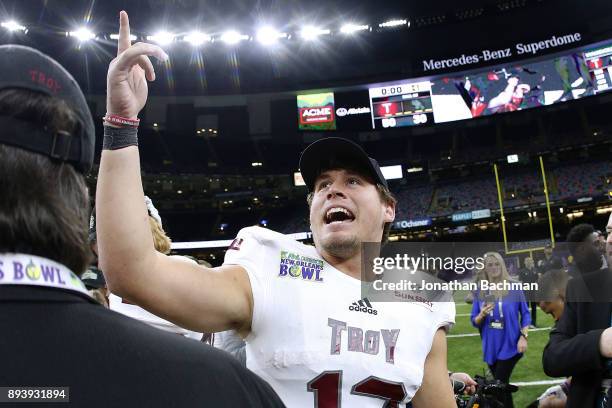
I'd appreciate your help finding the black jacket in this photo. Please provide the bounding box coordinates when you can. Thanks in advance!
[0,285,285,408]
[542,267,612,408]
[518,267,539,284]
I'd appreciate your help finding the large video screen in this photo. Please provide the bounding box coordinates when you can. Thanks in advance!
[296,38,612,131]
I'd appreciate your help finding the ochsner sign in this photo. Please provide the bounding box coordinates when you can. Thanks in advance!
[422,32,582,72]
[394,218,432,229]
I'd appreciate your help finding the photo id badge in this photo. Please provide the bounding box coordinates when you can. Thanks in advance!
[489,320,504,330]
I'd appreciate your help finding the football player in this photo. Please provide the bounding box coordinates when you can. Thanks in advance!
[96,11,455,407]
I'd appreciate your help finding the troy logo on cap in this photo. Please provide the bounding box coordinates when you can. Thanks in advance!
[28,69,61,94]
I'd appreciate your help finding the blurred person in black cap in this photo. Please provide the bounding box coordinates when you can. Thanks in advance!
[81,265,109,307]
[537,243,556,273]
[543,223,612,408]
[0,39,284,407]
[96,11,455,407]
[519,256,540,327]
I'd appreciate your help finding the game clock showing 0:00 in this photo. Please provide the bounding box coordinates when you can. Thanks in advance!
[369,81,435,129]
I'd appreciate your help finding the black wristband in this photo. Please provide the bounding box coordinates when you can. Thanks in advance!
[103,125,138,150]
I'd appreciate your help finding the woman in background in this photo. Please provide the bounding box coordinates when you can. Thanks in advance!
[471,251,531,408]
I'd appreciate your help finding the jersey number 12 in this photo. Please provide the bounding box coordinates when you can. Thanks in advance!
[307,371,407,407]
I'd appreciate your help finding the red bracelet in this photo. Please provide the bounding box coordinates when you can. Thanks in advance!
[103,114,140,128]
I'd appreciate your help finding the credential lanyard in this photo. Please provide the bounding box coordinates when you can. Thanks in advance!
[498,300,504,320]
[0,253,90,297]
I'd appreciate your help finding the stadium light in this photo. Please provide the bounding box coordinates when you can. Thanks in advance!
[69,27,95,42]
[340,23,369,34]
[1,20,26,32]
[380,165,403,180]
[567,211,584,219]
[110,33,137,41]
[147,31,175,45]
[300,25,330,40]
[596,207,612,214]
[378,19,408,28]
[256,26,286,45]
[184,31,210,46]
[221,30,249,44]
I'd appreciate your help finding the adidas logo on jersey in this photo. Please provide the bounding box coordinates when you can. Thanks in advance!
[348,298,377,315]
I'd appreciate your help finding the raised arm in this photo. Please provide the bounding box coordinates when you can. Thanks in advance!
[96,11,252,335]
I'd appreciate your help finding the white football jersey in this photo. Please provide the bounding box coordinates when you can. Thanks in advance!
[213,330,246,365]
[223,226,455,407]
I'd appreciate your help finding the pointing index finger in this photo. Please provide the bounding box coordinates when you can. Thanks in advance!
[117,10,131,56]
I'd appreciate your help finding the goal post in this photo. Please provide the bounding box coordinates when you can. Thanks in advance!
[493,156,555,255]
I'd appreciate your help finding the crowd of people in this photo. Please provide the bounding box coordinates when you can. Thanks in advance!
[2,9,612,408]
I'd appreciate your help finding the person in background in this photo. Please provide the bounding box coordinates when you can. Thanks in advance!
[606,212,612,275]
[465,267,487,305]
[606,232,612,267]
[449,372,478,396]
[106,196,203,340]
[543,223,612,408]
[81,266,109,308]
[536,269,570,408]
[84,208,109,307]
[538,269,569,322]
[519,256,540,327]
[471,251,531,408]
[538,244,556,274]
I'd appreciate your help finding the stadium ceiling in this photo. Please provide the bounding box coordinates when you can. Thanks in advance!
[1,0,610,95]
[0,0,568,39]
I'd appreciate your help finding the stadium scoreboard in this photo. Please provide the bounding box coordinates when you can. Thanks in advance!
[369,81,434,129]
[584,45,612,93]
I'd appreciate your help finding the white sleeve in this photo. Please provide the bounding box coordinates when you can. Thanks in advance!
[434,301,456,332]
[213,330,247,366]
[222,227,272,337]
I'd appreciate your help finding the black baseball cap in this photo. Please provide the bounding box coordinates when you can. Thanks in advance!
[0,45,95,173]
[81,266,106,290]
[299,137,388,191]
